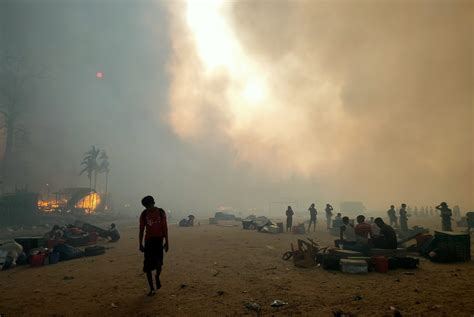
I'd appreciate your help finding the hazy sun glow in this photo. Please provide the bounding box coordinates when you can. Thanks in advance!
[185,0,268,115]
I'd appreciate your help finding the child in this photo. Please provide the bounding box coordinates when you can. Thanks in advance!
[139,196,169,296]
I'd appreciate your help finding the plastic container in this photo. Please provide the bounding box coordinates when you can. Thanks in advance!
[434,231,471,261]
[372,255,389,273]
[49,252,60,264]
[30,253,45,267]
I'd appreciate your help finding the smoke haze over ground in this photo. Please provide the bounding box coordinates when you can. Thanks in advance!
[1,0,473,215]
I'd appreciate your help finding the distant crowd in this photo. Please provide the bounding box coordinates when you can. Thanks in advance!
[283,201,465,252]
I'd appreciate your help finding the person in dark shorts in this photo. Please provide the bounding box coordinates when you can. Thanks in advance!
[139,196,169,296]
[308,203,317,232]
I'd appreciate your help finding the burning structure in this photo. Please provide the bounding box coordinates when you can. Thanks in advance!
[37,187,109,215]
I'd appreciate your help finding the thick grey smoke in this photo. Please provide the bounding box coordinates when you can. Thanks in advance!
[167,0,473,209]
[0,0,472,216]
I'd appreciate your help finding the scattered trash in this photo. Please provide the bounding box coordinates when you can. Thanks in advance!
[111,303,118,308]
[390,306,402,317]
[353,295,363,301]
[245,302,261,312]
[270,300,288,307]
[333,309,356,317]
[282,251,292,260]
[212,269,220,277]
[266,245,275,250]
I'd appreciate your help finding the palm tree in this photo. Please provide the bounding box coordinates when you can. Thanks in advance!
[99,150,110,194]
[79,156,94,189]
[80,146,100,190]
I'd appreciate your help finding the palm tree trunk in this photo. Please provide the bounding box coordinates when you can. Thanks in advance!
[93,170,97,191]
[105,171,108,194]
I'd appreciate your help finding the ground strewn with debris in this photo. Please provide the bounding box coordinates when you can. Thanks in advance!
[1,218,473,316]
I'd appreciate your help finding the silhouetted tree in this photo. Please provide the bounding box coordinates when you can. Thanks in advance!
[79,146,101,190]
[0,52,42,180]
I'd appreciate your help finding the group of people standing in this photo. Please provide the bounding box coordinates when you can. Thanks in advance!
[285,201,459,236]
[285,203,335,232]
[387,202,456,232]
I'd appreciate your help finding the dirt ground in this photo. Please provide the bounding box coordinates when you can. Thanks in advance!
[1,216,473,317]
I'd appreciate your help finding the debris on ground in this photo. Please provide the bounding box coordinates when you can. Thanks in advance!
[333,309,356,317]
[245,302,261,312]
[353,295,363,301]
[270,300,288,307]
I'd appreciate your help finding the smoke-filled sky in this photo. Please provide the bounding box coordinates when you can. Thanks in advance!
[1,0,473,215]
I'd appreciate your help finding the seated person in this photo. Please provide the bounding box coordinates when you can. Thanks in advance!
[373,218,397,249]
[334,216,357,248]
[333,213,343,228]
[354,215,372,245]
[369,217,380,235]
[107,223,120,242]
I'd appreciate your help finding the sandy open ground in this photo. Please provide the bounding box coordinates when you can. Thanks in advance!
[1,216,473,316]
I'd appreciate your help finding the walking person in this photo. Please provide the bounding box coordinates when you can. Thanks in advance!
[286,206,294,232]
[139,195,169,296]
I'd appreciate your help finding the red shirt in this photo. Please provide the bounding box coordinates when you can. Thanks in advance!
[355,222,372,239]
[140,207,168,240]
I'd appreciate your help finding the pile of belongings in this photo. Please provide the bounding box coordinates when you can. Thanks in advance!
[77,221,120,242]
[282,238,420,273]
[417,230,471,263]
[241,216,282,233]
[0,240,25,270]
[209,212,241,224]
[42,223,101,248]
[179,215,195,227]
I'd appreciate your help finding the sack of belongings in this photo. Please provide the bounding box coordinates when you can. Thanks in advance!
[54,244,84,261]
